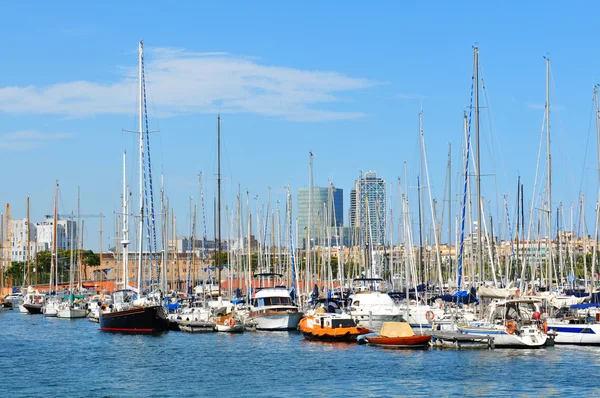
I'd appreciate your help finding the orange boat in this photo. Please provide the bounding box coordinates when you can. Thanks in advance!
[366,322,431,348]
[299,314,370,342]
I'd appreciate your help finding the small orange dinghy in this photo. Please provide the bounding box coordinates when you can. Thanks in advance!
[366,322,431,348]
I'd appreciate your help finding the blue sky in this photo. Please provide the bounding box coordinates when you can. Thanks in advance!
[1,1,599,250]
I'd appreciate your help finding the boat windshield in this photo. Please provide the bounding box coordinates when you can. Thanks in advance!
[254,297,291,307]
[112,290,136,305]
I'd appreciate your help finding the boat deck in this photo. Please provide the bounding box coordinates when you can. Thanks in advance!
[430,331,495,349]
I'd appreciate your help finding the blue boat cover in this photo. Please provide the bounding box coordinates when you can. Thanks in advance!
[570,303,600,310]
[440,290,478,304]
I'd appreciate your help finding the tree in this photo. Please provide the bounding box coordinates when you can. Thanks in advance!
[82,250,100,267]
[4,261,25,287]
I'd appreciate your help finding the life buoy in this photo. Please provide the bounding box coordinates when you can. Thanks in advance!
[227,317,235,327]
[425,310,435,321]
[542,321,548,334]
[506,320,517,335]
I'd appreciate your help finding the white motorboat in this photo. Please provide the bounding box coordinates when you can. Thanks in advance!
[248,273,303,331]
[43,296,60,317]
[211,305,244,333]
[5,291,24,306]
[21,287,45,314]
[347,278,405,331]
[457,299,547,348]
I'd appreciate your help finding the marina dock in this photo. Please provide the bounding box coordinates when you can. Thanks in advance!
[430,331,495,349]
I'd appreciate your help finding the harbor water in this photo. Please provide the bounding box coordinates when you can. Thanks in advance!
[1,310,599,397]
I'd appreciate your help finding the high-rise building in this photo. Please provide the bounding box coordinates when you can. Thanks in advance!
[297,186,343,247]
[350,171,386,246]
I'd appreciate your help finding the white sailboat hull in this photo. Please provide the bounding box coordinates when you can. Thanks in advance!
[458,326,546,347]
[57,308,88,319]
[548,322,600,345]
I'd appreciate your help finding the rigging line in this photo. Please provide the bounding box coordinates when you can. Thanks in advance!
[141,49,159,288]
[141,59,165,176]
[504,196,518,281]
[457,78,475,290]
[549,62,577,204]
[521,114,547,276]
[478,61,504,229]
[576,96,595,198]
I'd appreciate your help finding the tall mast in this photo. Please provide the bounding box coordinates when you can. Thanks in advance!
[99,212,103,288]
[122,151,129,290]
[307,152,314,292]
[591,86,600,295]
[474,46,483,284]
[417,175,423,280]
[77,187,81,290]
[26,195,31,286]
[137,40,144,294]
[217,114,222,296]
[545,56,553,290]
[420,112,444,285]
[447,143,452,282]
[52,180,58,292]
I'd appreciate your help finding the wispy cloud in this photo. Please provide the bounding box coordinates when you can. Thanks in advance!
[0,48,376,122]
[0,130,75,150]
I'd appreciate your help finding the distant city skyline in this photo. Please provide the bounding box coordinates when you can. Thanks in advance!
[1,2,600,251]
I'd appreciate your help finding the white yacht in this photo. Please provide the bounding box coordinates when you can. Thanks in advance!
[457,299,547,348]
[248,273,303,331]
[5,291,24,306]
[347,278,405,331]
[21,287,45,314]
[42,295,62,317]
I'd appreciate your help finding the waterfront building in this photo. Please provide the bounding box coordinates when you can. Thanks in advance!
[10,219,37,262]
[297,186,343,247]
[35,217,77,254]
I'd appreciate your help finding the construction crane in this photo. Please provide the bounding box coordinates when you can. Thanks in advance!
[44,214,105,219]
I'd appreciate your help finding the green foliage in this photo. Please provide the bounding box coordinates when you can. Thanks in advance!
[82,250,100,266]
[4,261,25,286]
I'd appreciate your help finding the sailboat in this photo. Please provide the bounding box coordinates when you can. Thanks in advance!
[99,40,169,334]
[42,181,61,317]
[545,81,600,345]
[57,205,87,319]
[454,47,547,347]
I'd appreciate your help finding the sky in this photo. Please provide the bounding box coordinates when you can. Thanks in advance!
[1,1,600,251]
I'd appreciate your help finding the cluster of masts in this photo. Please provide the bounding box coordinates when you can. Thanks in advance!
[3,46,600,300]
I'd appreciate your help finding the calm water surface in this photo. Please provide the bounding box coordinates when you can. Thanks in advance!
[1,309,599,397]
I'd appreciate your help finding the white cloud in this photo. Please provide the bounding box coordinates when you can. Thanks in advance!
[0,130,75,150]
[0,48,376,122]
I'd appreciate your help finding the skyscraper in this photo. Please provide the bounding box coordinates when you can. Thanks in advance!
[297,185,343,247]
[350,171,386,246]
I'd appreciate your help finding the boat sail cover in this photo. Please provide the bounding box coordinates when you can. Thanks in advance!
[478,286,511,299]
[379,322,414,338]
